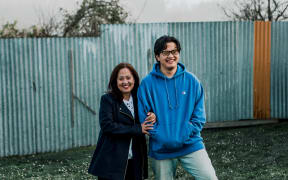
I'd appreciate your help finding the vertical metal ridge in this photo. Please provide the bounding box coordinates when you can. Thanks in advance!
[9,39,16,155]
[1,39,7,156]
[75,37,82,147]
[34,38,41,153]
[23,38,31,154]
[85,37,91,145]
[46,38,53,151]
[94,37,101,142]
[6,39,12,155]
[58,37,65,151]
[65,38,72,150]
[12,39,19,155]
[38,38,45,152]
[80,37,87,146]
[16,38,21,154]
[52,38,58,151]
[93,37,99,144]
[52,38,59,151]
[79,37,85,147]
[87,37,94,146]
[48,38,54,151]
[88,37,93,145]
[50,38,57,151]
[0,38,5,157]
[5,39,10,156]
[3,39,8,156]
[19,38,27,154]
[41,38,48,152]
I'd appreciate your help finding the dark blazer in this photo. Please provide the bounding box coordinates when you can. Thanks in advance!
[88,93,148,180]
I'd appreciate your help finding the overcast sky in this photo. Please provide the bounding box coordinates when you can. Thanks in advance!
[0,0,231,28]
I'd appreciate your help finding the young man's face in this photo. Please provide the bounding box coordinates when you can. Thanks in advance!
[156,42,179,72]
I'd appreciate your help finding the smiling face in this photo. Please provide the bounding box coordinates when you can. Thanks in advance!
[156,42,179,73]
[117,68,135,99]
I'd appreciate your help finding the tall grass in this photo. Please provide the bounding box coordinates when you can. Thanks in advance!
[1,122,287,179]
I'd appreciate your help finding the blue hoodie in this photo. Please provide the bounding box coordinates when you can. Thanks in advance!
[137,62,206,160]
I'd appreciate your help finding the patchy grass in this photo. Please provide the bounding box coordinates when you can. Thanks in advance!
[0,122,287,180]
[203,121,288,180]
[0,146,95,179]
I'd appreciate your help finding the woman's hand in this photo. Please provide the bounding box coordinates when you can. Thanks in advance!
[145,112,156,124]
[141,112,156,135]
[141,121,154,135]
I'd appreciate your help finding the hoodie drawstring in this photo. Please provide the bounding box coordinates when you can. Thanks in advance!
[165,78,179,110]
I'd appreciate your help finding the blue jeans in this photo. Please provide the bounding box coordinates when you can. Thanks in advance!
[152,149,218,180]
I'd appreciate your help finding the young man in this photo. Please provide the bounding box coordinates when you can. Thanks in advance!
[137,35,217,180]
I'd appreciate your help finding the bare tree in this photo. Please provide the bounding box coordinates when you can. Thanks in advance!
[62,0,128,37]
[221,0,288,21]
[36,9,62,37]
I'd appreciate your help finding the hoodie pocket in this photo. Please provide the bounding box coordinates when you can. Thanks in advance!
[150,122,191,153]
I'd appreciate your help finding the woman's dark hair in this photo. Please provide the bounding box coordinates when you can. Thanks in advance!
[107,62,140,101]
[154,35,181,59]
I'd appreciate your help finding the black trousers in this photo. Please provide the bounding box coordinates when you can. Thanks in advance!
[98,159,136,180]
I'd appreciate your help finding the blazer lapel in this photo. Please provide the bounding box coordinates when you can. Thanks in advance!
[119,102,134,120]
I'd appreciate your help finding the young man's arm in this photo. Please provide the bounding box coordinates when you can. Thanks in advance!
[137,82,151,124]
[189,83,206,134]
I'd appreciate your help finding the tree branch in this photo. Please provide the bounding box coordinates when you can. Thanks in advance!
[275,3,288,20]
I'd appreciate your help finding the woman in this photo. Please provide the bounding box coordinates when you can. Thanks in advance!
[88,63,155,180]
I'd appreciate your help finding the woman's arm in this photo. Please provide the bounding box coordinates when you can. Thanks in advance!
[99,95,143,136]
[141,112,156,135]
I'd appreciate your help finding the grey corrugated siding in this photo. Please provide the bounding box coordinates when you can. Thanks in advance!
[271,22,288,118]
[0,21,286,157]
[0,38,72,157]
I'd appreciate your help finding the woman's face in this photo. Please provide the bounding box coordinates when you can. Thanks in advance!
[117,68,135,96]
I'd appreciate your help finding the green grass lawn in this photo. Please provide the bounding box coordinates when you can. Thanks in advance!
[1,122,288,180]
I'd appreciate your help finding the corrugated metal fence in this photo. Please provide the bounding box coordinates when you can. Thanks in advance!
[271,22,288,118]
[0,21,287,157]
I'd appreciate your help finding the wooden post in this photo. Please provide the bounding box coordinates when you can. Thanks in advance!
[68,50,75,128]
[253,21,271,119]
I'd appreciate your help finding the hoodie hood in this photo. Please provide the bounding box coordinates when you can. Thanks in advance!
[150,62,186,79]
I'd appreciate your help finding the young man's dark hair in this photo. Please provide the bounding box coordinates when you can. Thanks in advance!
[154,35,181,58]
